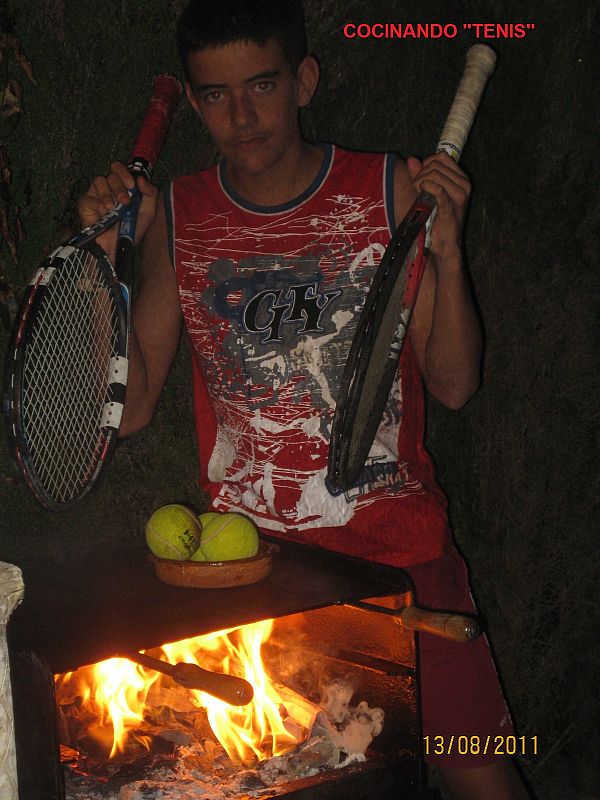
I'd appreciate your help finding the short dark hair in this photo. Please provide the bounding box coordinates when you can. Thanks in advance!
[176,0,308,79]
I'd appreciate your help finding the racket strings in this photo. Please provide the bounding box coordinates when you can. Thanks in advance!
[21,250,120,502]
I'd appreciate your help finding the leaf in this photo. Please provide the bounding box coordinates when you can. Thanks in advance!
[0,206,18,262]
[0,33,37,85]
[0,81,22,140]
[14,50,37,85]
[14,206,25,243]
[0,146,11,197]
[2,80,23,119]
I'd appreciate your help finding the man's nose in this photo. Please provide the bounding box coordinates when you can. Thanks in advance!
[231,91,257,128]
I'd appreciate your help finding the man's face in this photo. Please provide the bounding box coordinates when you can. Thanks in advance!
[185,38,315,180]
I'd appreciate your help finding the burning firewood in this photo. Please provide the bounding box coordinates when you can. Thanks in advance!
[58,620,387,799]
[62,677,384,799]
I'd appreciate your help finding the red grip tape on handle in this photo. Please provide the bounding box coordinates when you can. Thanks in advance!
[131,74,182,169]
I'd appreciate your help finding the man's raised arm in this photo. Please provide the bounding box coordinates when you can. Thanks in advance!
[79,164,182,435]
[394,152,483,409]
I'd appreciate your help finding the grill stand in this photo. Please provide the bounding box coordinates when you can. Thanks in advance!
[8,539,424,799]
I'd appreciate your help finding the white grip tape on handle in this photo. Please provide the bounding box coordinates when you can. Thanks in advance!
[436,44,497,162]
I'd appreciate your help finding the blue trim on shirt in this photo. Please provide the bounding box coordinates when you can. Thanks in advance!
[218,142,334,214]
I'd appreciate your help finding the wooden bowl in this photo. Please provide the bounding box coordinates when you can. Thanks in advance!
[151,540,278,588]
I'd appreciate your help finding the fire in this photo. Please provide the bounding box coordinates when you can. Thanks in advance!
[55,658,160,759]
[164,620,305,764]
[55,620,312,766]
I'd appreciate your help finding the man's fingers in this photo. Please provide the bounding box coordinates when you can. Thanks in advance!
[109,161,135,189]
[88,164,156,208]
[136,174,158,200]
[421,151,466,177]
[416,152,469,183]
[79,164,158,253]
[408,154,470,201]
[87,176,116,210]
[410,153,470,201]
[108,170,158,206]
[417,168,470,206]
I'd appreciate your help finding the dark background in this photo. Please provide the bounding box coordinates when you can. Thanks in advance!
[0,1,598,798]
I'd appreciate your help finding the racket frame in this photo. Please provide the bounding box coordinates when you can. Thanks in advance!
[3,74,181,509]
[327,45,497,493]
[3,243,129,509]
[327,196,433,493]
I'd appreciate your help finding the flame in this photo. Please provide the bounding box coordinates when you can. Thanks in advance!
[163,620,303,764]
[55,620,312,765]
[55,658,160,759]
[91,658,157,757]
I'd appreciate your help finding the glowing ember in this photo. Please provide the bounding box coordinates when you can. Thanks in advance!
[55,620,311,766]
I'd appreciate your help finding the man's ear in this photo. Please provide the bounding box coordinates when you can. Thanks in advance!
[296,55,320,108]
[185,82,202,117]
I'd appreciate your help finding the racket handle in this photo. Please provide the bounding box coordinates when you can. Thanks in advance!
[436,44,497,162]
[129,74,182,175]
[115,75,182,278]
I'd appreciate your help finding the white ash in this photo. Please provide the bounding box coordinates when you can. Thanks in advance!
[320,679,384,758]
[260,679,384,782]
[65,679,383,799]
[118,781,227,799]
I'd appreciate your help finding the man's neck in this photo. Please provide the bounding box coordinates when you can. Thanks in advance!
[224,139,324,207]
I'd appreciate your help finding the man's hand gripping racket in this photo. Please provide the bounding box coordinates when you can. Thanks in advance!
[328,45,497,494]
[3,75,181,510]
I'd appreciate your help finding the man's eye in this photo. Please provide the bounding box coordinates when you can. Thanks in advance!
[254,81,274,94]
[204,90,224,103]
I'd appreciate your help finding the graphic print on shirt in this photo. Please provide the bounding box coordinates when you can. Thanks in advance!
[202,254,346,422]
[174,163,425,531]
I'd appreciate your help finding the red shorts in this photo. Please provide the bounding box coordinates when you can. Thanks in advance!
[404,541,514,768]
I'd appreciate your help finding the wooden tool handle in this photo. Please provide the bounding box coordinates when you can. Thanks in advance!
[120,650,254,706]
[397,606,480,642]
[343,599,481,643]
[171,662,254,706]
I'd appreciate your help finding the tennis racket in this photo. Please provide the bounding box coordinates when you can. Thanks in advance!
[3,74,182,510]
[327,44,497,494]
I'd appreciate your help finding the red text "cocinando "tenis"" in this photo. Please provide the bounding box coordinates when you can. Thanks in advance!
[343,23,459,39]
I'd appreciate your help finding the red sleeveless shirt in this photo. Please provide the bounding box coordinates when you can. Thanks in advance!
[165,144,448,567]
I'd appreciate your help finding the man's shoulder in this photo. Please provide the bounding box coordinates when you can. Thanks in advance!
[171,161,220,191]
[331,143,397,166]
[329,144,405,187]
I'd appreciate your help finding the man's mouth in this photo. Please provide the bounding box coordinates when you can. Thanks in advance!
[235,135,268,150]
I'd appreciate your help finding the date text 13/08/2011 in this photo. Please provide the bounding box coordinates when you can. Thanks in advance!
[423,735,538,757]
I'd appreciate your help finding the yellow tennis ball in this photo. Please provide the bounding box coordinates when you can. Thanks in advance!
[188,512,219,561]
[200,512,259,561]
[189,544,208,561]
[145,504,202,560]
[199,511,219,527]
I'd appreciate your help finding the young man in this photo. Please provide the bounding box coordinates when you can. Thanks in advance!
[81,2,531,797]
